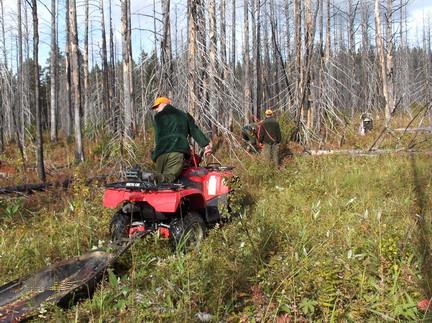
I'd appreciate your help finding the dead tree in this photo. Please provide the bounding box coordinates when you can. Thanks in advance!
[251,0,262,118]
[100,0,111,132]
[50,0,58,142]
[69,0,84,162]
[108,0,117,132]
[31,0,46,181]
[375,0,395,125]
[243,0,251,123]
[0,0,6,152]
[231,0,236,72]
[83,0,89,128]
[160,0,173,95]
[187,0,199,119]
[208,0,218,131]
[17,0,26,158]
[121,0,134,139]
[293,0,302,138]
[65,0,72,139]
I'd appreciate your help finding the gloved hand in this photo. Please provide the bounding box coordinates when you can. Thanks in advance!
[140,172,155,182]
[204,143,213,156]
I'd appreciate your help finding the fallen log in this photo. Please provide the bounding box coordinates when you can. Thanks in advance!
[0,179,72,195]
[393,127,432,133]
[0,175,108,195]
[305,149,432,156]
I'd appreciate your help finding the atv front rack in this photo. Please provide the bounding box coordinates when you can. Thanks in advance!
[105,181,185,191]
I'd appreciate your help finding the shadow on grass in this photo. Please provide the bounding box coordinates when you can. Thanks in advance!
[410,154,432,297]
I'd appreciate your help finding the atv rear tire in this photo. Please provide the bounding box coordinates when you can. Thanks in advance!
[110,212,130,244]
[170,212,205,252]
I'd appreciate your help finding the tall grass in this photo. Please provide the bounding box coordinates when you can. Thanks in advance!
[0,120,431,321]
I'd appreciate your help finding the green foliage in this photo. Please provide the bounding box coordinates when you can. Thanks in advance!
[0,199,23,221]
[277,112,297,144]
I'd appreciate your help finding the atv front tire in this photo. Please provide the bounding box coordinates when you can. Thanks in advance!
[170,212,205,252]
[110,211,130,244]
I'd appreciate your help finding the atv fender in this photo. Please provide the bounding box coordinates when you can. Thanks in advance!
[103,188,205,213]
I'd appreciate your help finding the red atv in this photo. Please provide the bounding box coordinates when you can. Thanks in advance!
[103,155,236,250]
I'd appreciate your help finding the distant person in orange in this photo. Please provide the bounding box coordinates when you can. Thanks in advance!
[258,109,281,166]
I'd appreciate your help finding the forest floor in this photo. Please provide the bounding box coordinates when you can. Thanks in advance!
[1,115,432,321]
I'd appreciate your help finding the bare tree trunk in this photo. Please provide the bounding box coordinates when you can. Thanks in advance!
[69,0,84,162]
[375,0,395,124]
[65,0,72,139]
[231,0,236,71]
[302,0,314,130]
[50,0,58,142]
[121,0,134,139]
[17,0,26,158]
[208,0,217,131]
[220,0,227,65]
[348,0,356,116]
[108,0,117,133]
[83,0,89,128]
[243,0,251,123]
[294,0,302,133]
[251,0,261,118]
[23,1,31,139]
[153,0,158,58]
[187,0,199,119]
[0,0,6,151]
[100,0,111,132]
[31,0,46,181]
[160,0,172,95]
[324,0,331,62]
[385,0,395,118]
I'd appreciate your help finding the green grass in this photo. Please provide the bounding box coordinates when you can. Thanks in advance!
[0,155,432,322]
[1,132,432,321]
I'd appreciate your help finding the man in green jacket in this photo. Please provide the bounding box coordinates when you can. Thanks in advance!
[258,109,281,166]
[151,97,211,183]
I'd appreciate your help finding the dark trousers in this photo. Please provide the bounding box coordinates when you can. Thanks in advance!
[155,152,184,183]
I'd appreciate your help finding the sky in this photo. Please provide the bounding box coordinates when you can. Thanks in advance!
[1,0,432,69]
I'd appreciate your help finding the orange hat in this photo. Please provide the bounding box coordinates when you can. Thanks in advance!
[152,96,171,109]
[265,109,273,116]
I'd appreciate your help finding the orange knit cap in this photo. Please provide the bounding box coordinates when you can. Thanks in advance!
[152,96,171,109]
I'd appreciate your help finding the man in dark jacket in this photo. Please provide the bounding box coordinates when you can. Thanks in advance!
[258,109,281,166]
[151,97,211,183]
